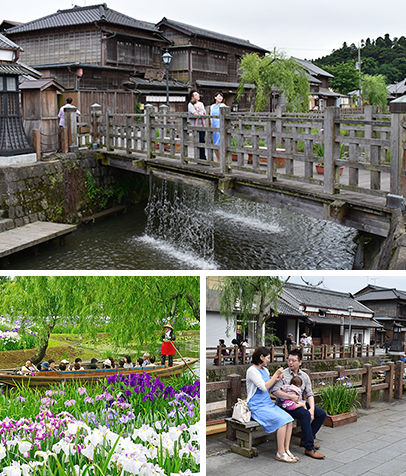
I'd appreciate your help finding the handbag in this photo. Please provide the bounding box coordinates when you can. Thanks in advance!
[231,398,251,423]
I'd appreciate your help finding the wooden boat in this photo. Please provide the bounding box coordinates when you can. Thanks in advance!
[0,358,198,388]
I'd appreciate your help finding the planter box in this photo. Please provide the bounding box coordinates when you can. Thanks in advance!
[245,148,286,167]
[323,411,358,428]
[315,164,345,176]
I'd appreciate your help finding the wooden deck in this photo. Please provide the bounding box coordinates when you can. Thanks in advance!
[0,221,77,258]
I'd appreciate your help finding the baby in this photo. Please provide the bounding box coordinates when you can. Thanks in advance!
[281,376,307,411]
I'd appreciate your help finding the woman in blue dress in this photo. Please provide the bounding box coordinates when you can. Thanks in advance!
[246,347,298,463]
[210,92,224,162]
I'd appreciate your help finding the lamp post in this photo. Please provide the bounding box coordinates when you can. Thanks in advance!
[347,305,354,345]
[161,49,172,108]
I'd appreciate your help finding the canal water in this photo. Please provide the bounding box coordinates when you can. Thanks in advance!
[6,176,358,270]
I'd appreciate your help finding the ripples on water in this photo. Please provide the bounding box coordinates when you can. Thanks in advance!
[6,177,358,270]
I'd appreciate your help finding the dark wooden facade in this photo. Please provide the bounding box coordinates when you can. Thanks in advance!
[156,18,268,110]
[5,4,172,113]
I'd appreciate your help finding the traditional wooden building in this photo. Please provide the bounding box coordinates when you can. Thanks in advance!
[156,18,268,110]
[206,278,382,349]
[293,58,346,110]
[354,285,406,346]
[4,4,190,112]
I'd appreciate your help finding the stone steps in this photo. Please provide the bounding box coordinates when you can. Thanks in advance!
[0,218,14,233]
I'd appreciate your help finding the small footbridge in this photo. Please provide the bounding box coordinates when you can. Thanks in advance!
[70,101,406,241]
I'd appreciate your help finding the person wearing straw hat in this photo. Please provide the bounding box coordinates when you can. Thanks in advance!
[161,322,176,367]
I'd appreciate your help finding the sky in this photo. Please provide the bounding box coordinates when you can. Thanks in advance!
[287,274,406,294]
[2,0,406,61]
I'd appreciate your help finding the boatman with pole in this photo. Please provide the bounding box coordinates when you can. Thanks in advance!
[161,323,176,367]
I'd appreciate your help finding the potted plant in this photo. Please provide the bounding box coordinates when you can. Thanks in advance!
[318,376,360,427]
[314,142,345,176]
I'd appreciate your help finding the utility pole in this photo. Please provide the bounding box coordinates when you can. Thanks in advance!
[357,43,362,107]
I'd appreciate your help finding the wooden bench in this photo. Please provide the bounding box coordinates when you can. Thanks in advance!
[225,417,302,458]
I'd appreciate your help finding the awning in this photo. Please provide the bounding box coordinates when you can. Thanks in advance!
[306,315,383,329]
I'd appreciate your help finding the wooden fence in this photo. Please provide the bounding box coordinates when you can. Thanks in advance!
[206,360,405,440]
[59,102,406,202]
[207,343,379,366]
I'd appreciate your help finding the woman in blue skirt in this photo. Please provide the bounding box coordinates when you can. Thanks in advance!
[210,92,224,162]
[246,347,298,463]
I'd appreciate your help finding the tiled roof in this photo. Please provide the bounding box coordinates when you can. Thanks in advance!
[283,282,372,314]
[356,287,406,302]
[293,57,334,79]
[5,4,159,34]
[157,17,267,52]
[0,62,42,78]
[0,33,21,50]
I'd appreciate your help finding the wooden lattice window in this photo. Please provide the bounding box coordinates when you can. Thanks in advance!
[135,44,152,66]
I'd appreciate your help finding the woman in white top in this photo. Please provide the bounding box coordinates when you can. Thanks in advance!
[246,346,297,463]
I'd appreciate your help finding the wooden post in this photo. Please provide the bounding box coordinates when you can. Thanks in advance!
[283,345,287,361]
[126,115,131,154]
[180,115,188,165]
[265,118,275,181]
[394,360,404,400]
[361,363,373,408]
[226,374,242,440]
[90,103,102,148]
[216,346,221,366]
[64,104,78,152]
[270,345,275,362]
[233,345,238,365]
[389,98,406,198]
[220,106,231,173]
[323,107,340,195]
[60,127,68,153]
[144,104,154,159]
[335,365,345,382]
[32,129,40,160]
[384,361,394,403]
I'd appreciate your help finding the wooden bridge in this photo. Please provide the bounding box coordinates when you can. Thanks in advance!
[64,100,406,238]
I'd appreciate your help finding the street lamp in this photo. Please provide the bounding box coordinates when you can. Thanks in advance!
[347,305,354,345]
[161,49,172,107]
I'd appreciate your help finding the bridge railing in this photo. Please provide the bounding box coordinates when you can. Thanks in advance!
[71,103,406,201]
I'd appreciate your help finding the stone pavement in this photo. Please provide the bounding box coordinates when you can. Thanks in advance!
[206,398,406,476]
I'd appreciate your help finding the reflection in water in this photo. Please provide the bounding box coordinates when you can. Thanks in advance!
[4,176,358,270]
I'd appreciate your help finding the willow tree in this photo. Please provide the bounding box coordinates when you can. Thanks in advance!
[237,51,310,112]
[217,276,284,346]
[0,276,200,364]
[361,74,388,111]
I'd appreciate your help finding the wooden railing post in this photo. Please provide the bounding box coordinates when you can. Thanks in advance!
[334,365,345,382]
[394,360,404,400]
[144,104,154,159]
[226,374,242,440]
[32,129,40,160]
[361,363,373,408]
[270,345,275,362]
[389,97,406,201]
[180,114,188,164]
[384,361,394,403]
[106,108,114,152]
[323,107,340,195]
[90,103,102,148]
[64,104,78,152]
[233,345,238,365]
[215,346,221,366]
[220,105,231,173]
[283,345,287,361]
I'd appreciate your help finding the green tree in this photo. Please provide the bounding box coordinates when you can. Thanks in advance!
[217,276,284,346]
[324,61,360,94]
[361,74,388,111]
[0,276,200,364]
[237,51,309,112]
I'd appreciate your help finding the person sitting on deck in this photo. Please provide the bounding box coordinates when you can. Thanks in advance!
[149,356,157,366]
[58,362,67,371]
[107,356,115,368]
[39,362,50,372]
[21,360,38,375]
[123,355,133,368]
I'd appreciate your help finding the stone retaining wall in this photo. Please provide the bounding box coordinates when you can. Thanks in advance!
[0,151,146,230]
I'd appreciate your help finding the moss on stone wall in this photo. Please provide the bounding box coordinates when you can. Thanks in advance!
[0,152,148,227]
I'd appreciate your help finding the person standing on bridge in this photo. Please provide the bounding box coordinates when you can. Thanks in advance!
[188,90,207,161]
[58,97,80,127]
[210,92,224,162]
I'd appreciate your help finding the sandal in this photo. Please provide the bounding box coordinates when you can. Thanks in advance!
[276,452,297,463]
[286,450,299,461]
